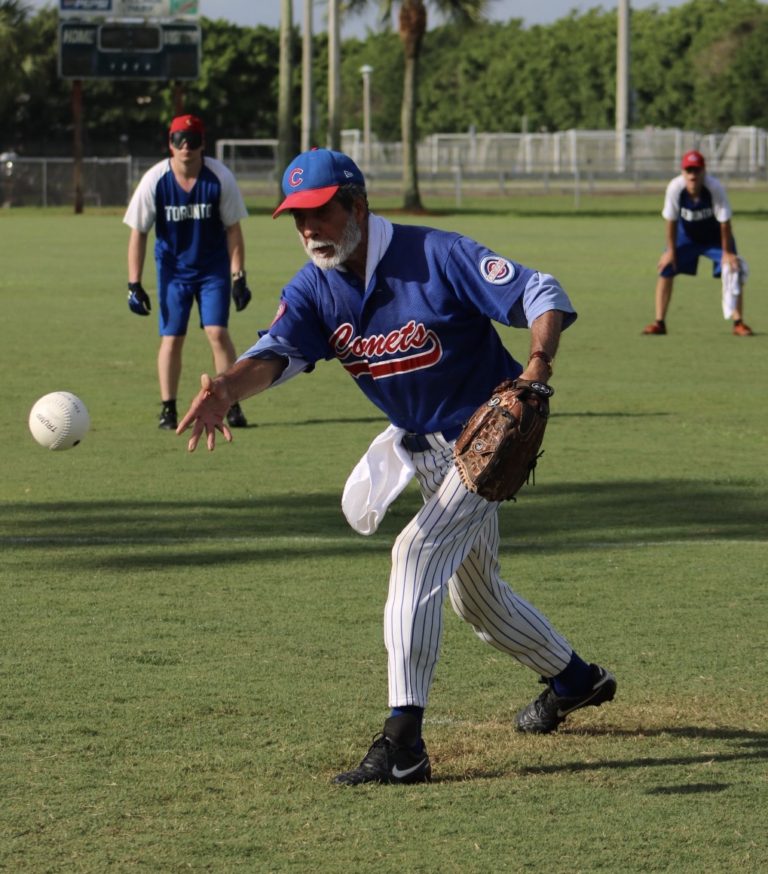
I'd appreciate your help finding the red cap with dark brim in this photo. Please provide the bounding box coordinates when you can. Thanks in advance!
[169,114,205,136]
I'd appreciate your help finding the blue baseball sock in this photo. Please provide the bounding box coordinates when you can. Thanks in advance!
[552,652,592,697]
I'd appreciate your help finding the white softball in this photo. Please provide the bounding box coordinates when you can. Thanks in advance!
[28,391,90,451]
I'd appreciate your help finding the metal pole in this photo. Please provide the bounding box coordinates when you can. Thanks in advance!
[360,64,373,171]
[615,0,630,173]
[327,0,341,150]
[301,0,313,152]
[277,0,294,189]
[72,79,84,214]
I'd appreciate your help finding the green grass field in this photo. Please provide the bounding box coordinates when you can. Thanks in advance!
[1,193,767,872]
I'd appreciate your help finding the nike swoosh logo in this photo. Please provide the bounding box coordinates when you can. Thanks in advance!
[557,705,580,717]
[392,758,428,779]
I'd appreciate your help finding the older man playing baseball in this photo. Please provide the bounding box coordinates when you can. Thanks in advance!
[177,148,617,785]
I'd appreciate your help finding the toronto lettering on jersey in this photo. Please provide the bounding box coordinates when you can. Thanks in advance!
[680,206,714,221]
[330,320,443,379]
[163,203,214,222]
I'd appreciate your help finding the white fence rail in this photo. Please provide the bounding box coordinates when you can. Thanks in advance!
[342,126,767,181]
[4,127,765,207]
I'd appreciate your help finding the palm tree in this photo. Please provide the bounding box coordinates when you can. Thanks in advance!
[347,0,488,210]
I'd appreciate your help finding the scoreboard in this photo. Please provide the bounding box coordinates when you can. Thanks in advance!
[58,20,201,80]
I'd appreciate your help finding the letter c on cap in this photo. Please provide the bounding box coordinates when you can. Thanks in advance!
[289,168,303,188]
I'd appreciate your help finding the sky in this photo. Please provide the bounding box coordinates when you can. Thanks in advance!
[198,1,691,34]
[26,1,692,36]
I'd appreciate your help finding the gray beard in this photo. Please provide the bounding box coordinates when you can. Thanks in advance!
[304,213,363,271]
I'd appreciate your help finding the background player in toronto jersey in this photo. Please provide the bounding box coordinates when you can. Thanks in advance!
[643,149,753,337]
[124,114,253,430]
[177,148,617,785]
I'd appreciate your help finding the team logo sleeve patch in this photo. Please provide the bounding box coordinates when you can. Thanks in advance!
[480,255,516,285]
[270,301,287,327]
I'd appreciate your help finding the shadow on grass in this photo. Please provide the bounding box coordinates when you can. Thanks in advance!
[428,727,768,785]
[646,783,729,795]
[514,726,768,779]
[1,478,765,569]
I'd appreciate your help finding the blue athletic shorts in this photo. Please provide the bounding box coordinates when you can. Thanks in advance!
[156,266,230,336]
[660,240,737,280]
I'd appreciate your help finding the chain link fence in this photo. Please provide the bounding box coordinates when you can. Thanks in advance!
[0,156,132,208]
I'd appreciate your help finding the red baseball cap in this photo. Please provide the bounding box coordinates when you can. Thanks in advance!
[681,149,705,169]
[169,114,205,136]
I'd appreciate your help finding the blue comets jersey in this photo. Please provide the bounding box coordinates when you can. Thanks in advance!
[123,157,248,281]
[264,218,576,438]
[662,173,732,247]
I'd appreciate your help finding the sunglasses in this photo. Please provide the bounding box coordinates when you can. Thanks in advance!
[170,131,203,150]
[683,166,703,174]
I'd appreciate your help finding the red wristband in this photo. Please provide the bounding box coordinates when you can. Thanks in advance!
[528,350,553,376]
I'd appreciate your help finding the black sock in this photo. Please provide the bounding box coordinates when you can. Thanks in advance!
[552,652,592,697]
[385,708,424,749]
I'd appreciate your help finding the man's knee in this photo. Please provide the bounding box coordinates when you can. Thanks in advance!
[204,325,230,344]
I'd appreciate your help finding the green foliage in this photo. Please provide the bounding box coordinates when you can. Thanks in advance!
[1,5,61,152]
[0,1,30,132]
[1,203,767,871]
[334,32,404,141]
[3,14,291,156]
[632,0,768,130]
[687,0,768,129]
[3,0,768,156]
[182,21,290,140]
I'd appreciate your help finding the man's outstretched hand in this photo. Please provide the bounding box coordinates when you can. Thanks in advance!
[177,373,234,452]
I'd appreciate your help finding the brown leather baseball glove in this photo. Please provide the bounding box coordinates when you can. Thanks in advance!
[453,378,554,502]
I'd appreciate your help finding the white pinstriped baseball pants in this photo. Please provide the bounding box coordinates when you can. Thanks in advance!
[385,434,573,708]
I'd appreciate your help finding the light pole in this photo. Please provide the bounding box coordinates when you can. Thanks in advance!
[327,0,340,150]
[301,0,313,152]
[615,0,630,173]
[360,64,374,171]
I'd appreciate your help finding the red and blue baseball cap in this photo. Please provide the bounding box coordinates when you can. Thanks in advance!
[681,149,705,169]
[272,148,366,218]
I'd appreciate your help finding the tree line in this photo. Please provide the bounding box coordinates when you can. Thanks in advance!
[2,0,767,160]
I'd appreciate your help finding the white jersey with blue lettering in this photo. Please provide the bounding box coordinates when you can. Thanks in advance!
[123,156,247,281]
[662,172,731,247]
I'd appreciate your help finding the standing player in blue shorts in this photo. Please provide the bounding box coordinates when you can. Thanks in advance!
[124,114,253,429]
[643,149,753,337]
[177,149,617,785]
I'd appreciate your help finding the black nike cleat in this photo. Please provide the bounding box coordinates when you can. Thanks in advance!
[334,716,431,786]
[515,663,617,734]
[226,402,248,428]
[158,403,177,430]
